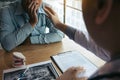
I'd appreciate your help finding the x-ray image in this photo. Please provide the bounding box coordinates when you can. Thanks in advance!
[3,61,58,80]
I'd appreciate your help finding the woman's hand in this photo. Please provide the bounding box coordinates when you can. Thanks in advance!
[23,0,38,27]
[56,67,87,80]
[27,1,38,27]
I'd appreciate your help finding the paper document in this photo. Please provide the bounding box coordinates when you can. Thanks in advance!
[51,51,98,78]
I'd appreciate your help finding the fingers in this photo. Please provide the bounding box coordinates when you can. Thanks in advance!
[28,1,34,9]
[44,6,52,18]
[27,1,38,16]
[44,6,58,18]
[64,66,85,74]
[56,66,87,80]
[75,67,85,74]
[28,1,35,14]
[44,6,56,15]
[69,67,87,80]
[73,67,87,80]
[71,66,85,76]
[33,2,38,15]
[27,1,38,27]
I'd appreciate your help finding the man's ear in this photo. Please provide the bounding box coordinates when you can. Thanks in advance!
[95,0,113,24]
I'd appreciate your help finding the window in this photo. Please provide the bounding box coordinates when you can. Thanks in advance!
[43,0,87,33]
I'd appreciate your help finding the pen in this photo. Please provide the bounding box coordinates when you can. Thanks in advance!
[17,67,29,80]
[23,67,29,74]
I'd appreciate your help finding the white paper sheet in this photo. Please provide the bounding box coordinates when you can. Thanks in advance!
[51,51,98,78]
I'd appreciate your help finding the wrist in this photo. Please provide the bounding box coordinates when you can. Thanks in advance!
[55,21,62,29]
[55,22,67,33]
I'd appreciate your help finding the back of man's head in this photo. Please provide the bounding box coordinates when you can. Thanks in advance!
[82,0,120,55]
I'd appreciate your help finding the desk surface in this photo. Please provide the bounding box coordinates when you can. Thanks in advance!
[0,37,105,79]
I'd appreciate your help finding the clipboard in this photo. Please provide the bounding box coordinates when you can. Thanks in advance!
[51,50,98,77]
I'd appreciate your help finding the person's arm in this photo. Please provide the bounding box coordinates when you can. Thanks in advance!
[66,26,110,61]
[0,8,33,51]
[44,6,110,61]
[30,16,64,44]
[44,5,112,80]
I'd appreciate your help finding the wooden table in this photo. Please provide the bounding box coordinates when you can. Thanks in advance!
[0,37,105,80]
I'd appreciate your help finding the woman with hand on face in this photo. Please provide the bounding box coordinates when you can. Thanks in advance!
[0,0,64,51]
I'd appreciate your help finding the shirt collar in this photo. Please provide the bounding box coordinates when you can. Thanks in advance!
[15,1,46,16]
